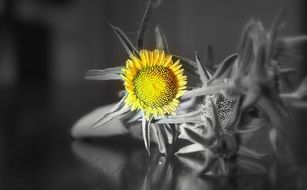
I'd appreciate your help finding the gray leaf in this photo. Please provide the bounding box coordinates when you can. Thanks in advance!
[236,158,267,173]
[236,123,265,134]
[177,156,204,172]
[85,68,123,81]
[201,153,218,175]
[281,77,307,100]
[91,96,128,128]
[236,38,253,77]
[238,146,269,159]
[277,36,307,57]
[172,55,200,80]
[218,158,230,175]
[125,111,143,123]
[178,108,203,118]
[266,7,285,63]
[181,127,211,148]
[142,115,153,155]
[156,116,203,124]
[175,144,204,155]
[182,85,232,99]
[208,53,238,84]
[152,124,167,154]
[137,0,163,49]
[163,124,174,144]
[279,68,296,75]
[237,20,257,53]
[155,25,169,52]
[110,24,140,56]
[195,51,210,84]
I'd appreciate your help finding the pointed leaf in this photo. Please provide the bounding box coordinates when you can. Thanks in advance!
[201,153,218,175]
[208,53,238,84]
[91,97,128,128]
[296,77,307,99]
[249,21,266,56]
[137,0,163,49]
[156,116,203,124]
[238,146,268,159]
[253,41,267,77]
[182,85,232,99]
[266,7,285,63]
[177,156,204,172]
[85,68,123,81]
[236,124,265,134]
[218,158,230,175]
[173,55,200,80]
[237,20,257,52]
[169,109,203,121]
[280,68,296,75]
[279,36,307,47]
[92,106,130,129]
[163,124,174,144]
[152,124,167,154]
[195,51,210,84]
[236,158,267,173]
[110,24,140,56]
[125,111,143,123]
[155,25,169,52]
[174,55,197,67]
[176,143,204,155]
[236,39,253,77]
[142,115,153,155]
[178,97,197,111]
[181,127,211,148]
[277,36,307,57]
[269,128,278,153]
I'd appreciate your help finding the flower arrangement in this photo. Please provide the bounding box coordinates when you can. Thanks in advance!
[72,0,307,175]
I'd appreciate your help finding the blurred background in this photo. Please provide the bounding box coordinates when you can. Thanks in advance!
[0,0,306,189]
[0,0,305,86]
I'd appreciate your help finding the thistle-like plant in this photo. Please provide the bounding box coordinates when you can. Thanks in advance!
[72,0,307,175]
[82,0,191,155]
[154,10,307,174]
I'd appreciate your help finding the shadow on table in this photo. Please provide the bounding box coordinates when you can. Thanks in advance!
[71,137,307,190]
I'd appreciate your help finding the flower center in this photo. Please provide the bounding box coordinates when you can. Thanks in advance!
[133,66,177,107]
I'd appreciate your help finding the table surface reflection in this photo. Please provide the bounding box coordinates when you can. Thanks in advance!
[0,85,307,190]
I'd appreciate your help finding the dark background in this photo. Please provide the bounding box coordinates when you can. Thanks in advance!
[0,0,306,189]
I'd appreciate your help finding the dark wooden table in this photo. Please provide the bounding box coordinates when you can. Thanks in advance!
[0,85,307,190]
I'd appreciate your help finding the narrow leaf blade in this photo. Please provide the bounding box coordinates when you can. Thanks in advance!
[110,24,140,56]
[85,68,123,81]
[91,97,128,128]
[195,51,210,83]
[142,115,153,155]
[155,25,169,52]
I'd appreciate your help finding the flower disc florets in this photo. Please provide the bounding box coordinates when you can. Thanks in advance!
[121,49,187,118]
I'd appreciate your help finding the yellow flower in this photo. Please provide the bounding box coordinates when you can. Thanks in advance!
[84,24,189,155]
[121,49,187,118]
